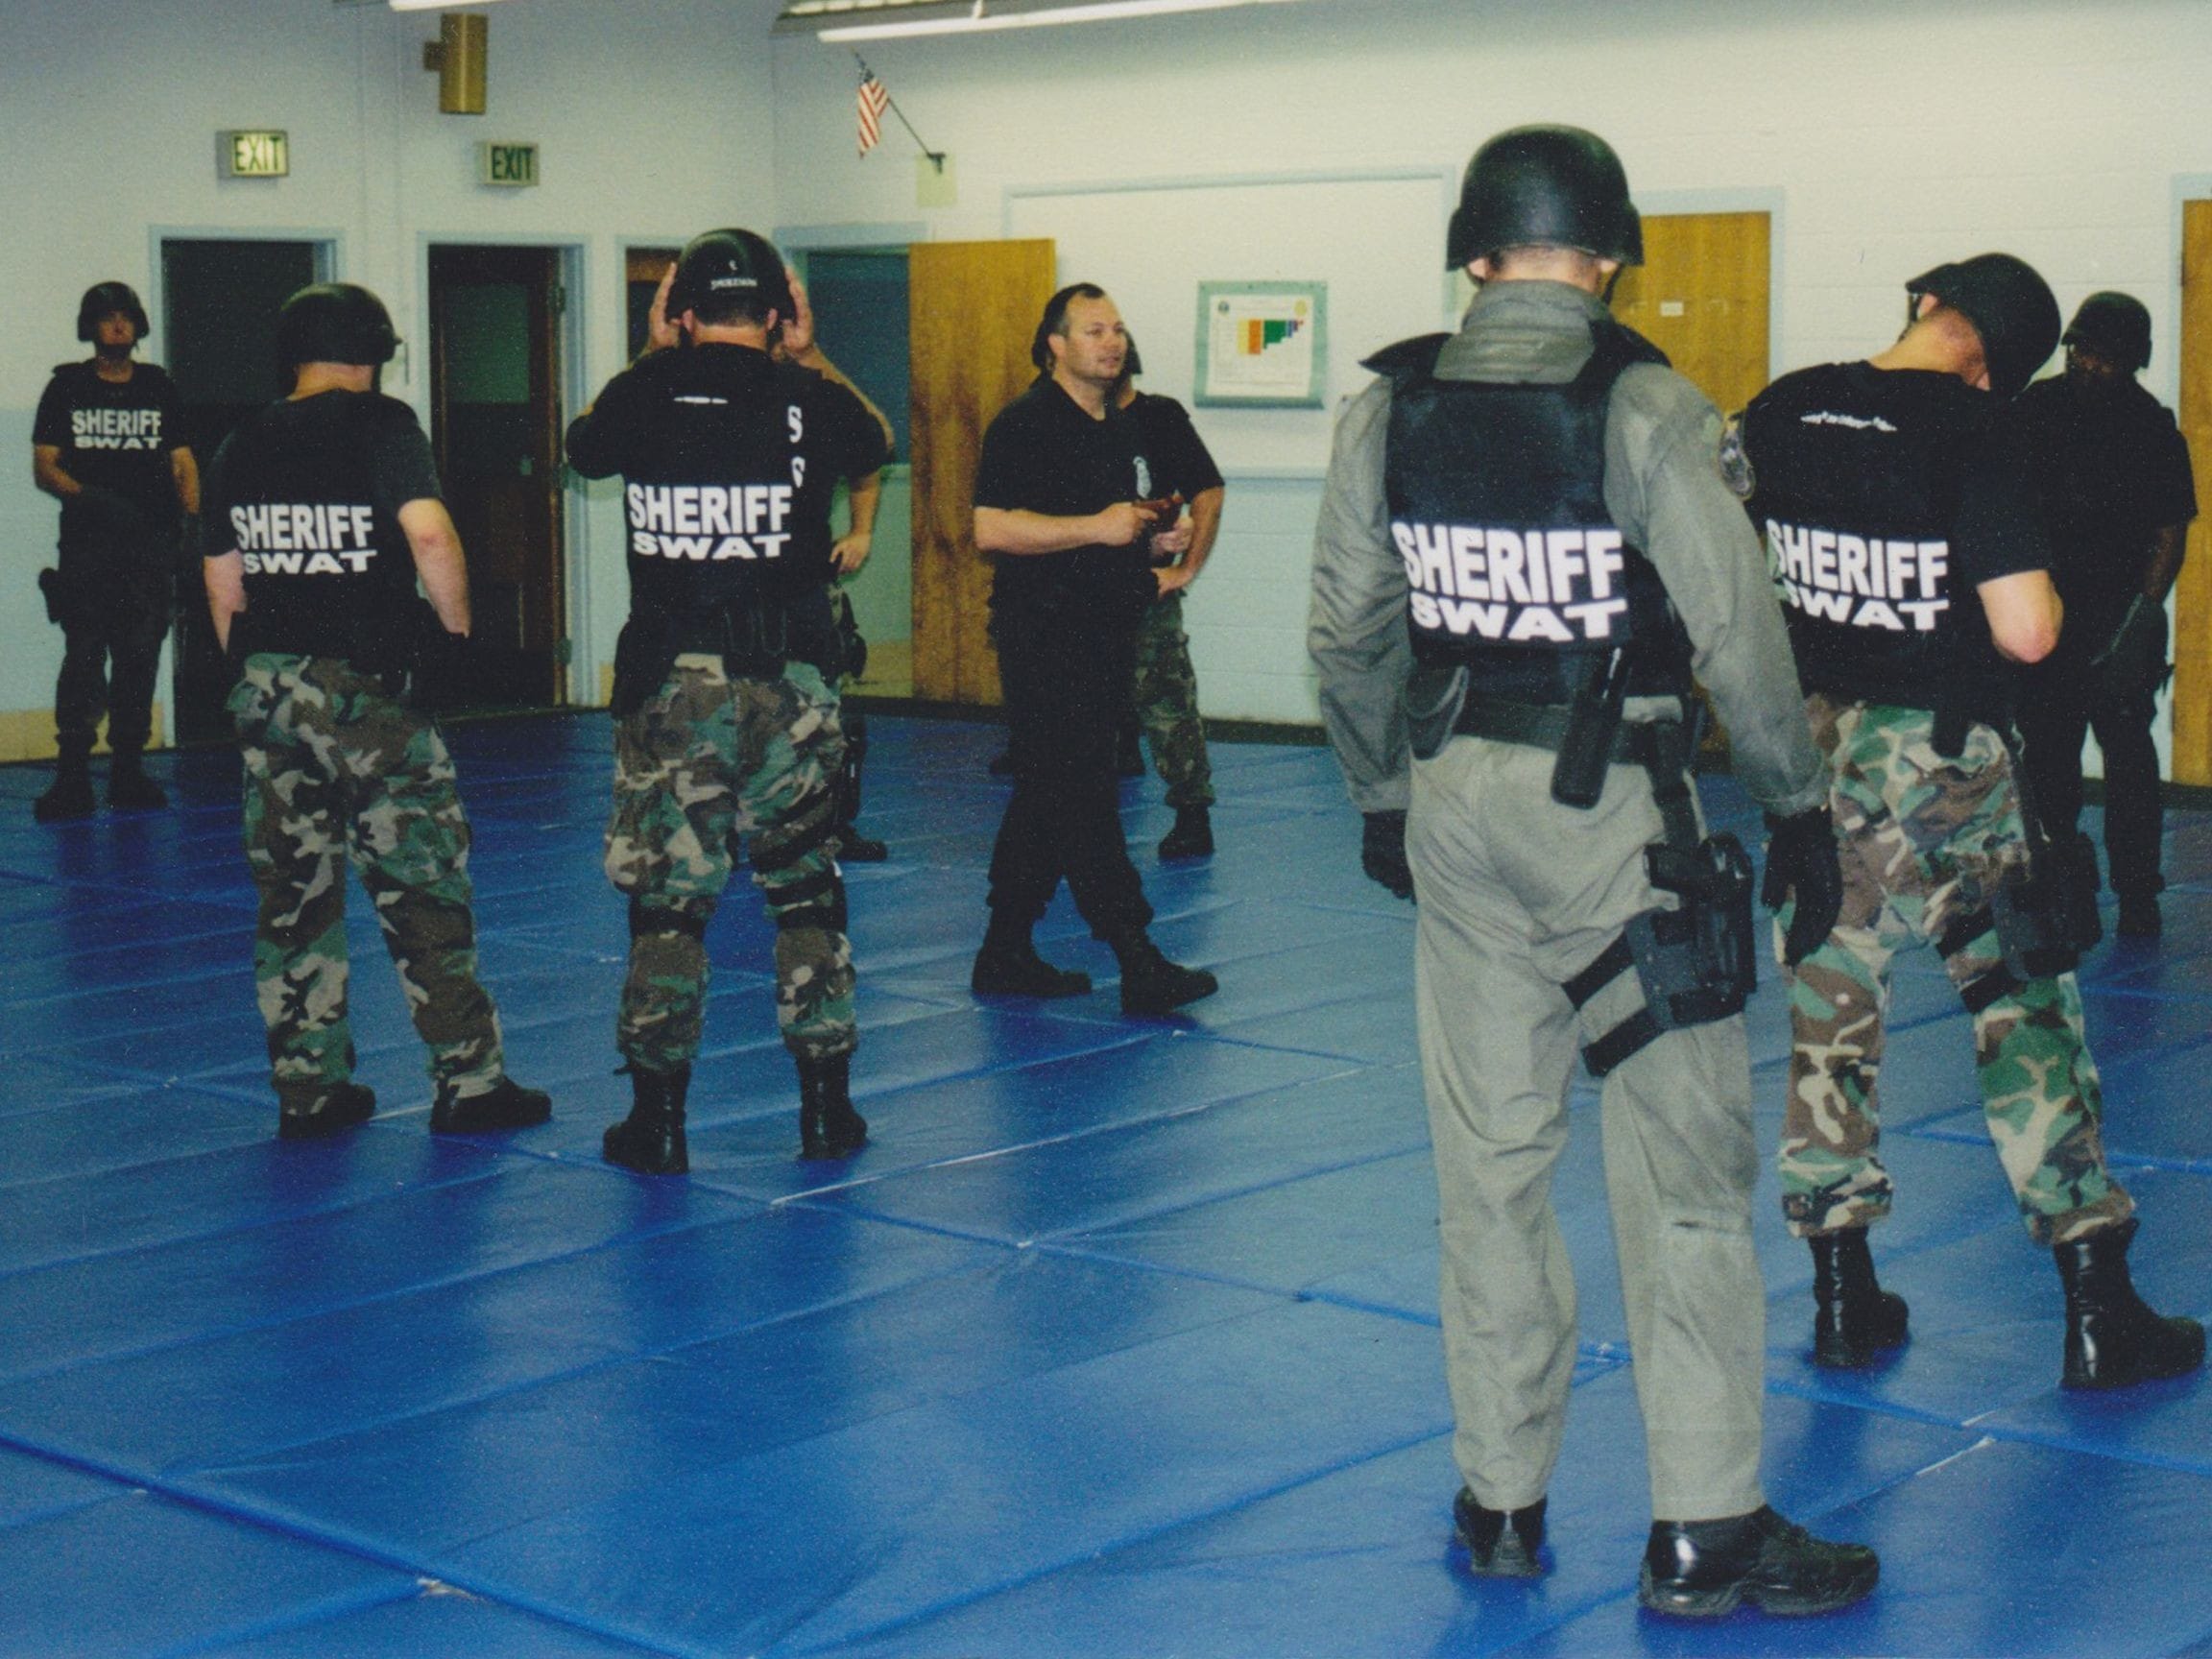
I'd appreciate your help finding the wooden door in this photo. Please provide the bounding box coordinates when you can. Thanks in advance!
[1611,211,1772,757]
[1611,210,1771,419]
[908,238,1057,705]
[2174,203,2212,784]
[428,244,565,709]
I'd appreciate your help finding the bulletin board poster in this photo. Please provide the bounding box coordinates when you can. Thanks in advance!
[1194,281,1326,407]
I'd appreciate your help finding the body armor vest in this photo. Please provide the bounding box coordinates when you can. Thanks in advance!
[219,393,422,669]
[1373,321,1694,706]
[1745,363,2002,716]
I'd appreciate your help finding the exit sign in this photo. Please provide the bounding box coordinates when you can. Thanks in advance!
[479,142,540,188]
[218,130,288,180]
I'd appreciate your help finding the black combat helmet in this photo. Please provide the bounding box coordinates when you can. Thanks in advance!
[2063,290,2152,373]
[665,228,795,326]
[276,283,400,370]
[1445,125,1644,271]
[1904,253,2060,399]
[77,280,150,343]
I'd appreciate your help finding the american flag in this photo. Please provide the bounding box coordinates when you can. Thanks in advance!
[857,69,890,157]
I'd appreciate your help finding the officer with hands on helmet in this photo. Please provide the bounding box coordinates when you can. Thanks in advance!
[1737,255,2204,1393]
[2011,291,2197,938]
[202,282,552,1142]
[781,271,899,863]
[1310,124,1872,1618]
[31,280,200,821]
[566,228,886,1174]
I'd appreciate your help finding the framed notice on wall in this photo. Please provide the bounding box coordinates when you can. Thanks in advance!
[1194,280,1326,407]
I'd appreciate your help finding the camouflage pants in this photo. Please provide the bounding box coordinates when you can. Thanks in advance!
[1131,593,1213,808]
[1779,695,2132,1246]
[605,654,854,1070]
[229,653,505,1110]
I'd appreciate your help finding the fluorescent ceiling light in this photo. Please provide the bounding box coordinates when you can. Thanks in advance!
[805,0,1310,41]
[388,0,518,10]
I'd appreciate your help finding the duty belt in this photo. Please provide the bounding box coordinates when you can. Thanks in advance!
[1450,698,1699,850]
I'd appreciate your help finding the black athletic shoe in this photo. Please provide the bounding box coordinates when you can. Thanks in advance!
[1454,1489,1547,1578]
[277,1081,377,1141]
[431,1076,552,1134]
[1639,1506,1878,1619]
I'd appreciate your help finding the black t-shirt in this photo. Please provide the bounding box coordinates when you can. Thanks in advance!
[33,360,185,531]
[202,391,443,663]
[2011,373,2197,648]
[974,376,1157,602]
[1124,391,1224,502]
[567,343,889,632]
[1743,362,2049,710]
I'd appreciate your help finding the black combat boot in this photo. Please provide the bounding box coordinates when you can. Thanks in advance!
[1810,1228,1910,1368]
[1454,1489,1547,1578]
[797,1052,868,1161]
[431,1075,552,1135]
[603,1065,689,1176]
[835,720,889,861]
[972,912,1092,998]
[34,747,96,824]
[107,748,168,810]
[2115,893,2162,939]
[276,1081,377,1142]
[1639,1506,1879,1619]
[2056,1217,2206,1390]
[1109,928,1218,1016]
[1157,804,1214,861]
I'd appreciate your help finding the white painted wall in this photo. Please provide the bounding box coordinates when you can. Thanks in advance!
[0,0,781,748]
[5,0,2211,750]
[770,0,2212,735]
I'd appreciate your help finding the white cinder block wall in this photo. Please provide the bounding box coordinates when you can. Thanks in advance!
[3,0,2208,756]
[775,0,2212,744]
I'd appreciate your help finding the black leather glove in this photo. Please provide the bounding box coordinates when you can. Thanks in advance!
[1762,805,1842,967]
[2088,594,2166,709]
[1360,809,1414,902]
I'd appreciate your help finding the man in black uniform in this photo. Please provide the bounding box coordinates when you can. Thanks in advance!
[567,229,885,1172]
[31,281,199,821]
[2012,292,2197,937]
[969,283,1218,1016]
[1116,338,1227,860]
[1311,127,1871,1615]
[202,283,551,1142]
[1740,255,2202,1393]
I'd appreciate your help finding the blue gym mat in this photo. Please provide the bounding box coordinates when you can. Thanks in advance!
[1,711,2206,1657]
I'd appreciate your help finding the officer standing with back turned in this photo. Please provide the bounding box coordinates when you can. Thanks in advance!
[1738,254,2204,1393]
[1311,126,1874,1617]
[203,283,551,1142]
[567,229,887,1173]
[2012,291,2198,939]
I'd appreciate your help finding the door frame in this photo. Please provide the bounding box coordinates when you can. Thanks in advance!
[148,225,339,747]
[417,232,588,706]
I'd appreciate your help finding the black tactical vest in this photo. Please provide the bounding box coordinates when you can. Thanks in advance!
[1373,321,1694,706]
[1743,362,1999,715]
[217,394,422,669]
[616,347,829,647]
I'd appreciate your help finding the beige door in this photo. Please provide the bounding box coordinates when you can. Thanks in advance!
[908,239,1058,705]
[1612,211,1773,757]
[1611,211,1772,417]
[2173,203,2212,784]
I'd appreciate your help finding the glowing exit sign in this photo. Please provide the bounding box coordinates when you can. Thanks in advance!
[218,130,288,179]
[479,142,541,188]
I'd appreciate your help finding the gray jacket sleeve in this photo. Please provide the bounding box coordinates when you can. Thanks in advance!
[1309,378,1412,813]
[1604,366,1828,818]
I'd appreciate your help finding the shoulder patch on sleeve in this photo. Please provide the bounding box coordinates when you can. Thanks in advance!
[1718,414,1755,500]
